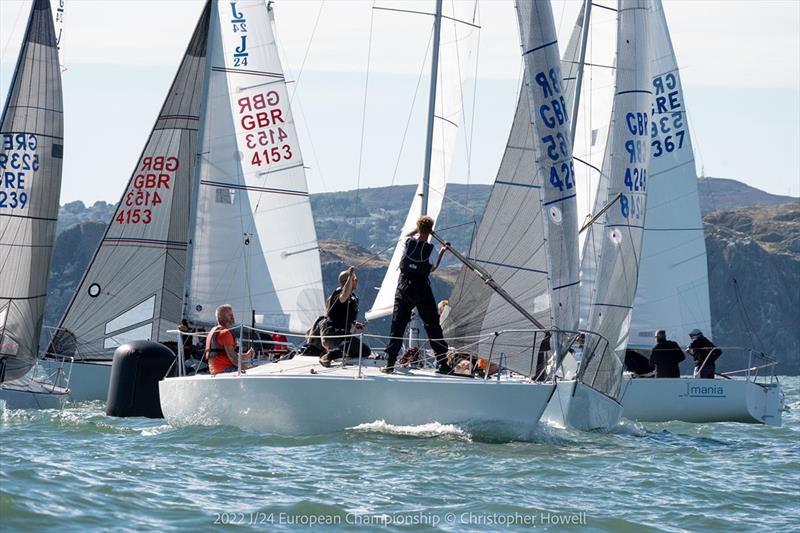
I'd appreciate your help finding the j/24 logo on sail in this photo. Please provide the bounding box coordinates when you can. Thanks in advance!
[230,3,249,66]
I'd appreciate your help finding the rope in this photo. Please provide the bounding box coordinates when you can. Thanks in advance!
[353,1,377,243]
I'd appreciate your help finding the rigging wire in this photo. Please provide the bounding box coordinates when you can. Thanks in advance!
[288,0,326,104]
[353,1,377,244]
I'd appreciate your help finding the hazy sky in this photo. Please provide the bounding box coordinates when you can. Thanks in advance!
[1,0,798,205]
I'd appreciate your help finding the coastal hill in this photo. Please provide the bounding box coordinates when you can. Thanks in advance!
[46,178,799,373]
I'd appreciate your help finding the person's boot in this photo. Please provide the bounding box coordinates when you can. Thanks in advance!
[435,353,453,375]
[319,352,332,368]
[380,353,397,374]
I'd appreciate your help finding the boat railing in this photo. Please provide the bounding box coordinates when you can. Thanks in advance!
[169,326,611,383]
[709,346,780,386]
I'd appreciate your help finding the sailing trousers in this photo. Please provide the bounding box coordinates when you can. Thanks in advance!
[385,277,448,364]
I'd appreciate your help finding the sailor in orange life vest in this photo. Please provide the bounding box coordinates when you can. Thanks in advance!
[382,215,451,374]
[204,304,255,375]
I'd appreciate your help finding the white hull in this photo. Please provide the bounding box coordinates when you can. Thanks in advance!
[620,377,783,426]
[42,359,112,402]
[159,357,556,436]
[542,380,623,432]
[0,379,68,410]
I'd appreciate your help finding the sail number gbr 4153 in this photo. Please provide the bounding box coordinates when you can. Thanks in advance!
[238,91,293,168]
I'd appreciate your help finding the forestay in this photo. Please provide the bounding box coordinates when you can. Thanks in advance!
[366,1,478,321]
[444,0,577,367]
[628,0,711,349]
[0,0,64,381]
[49,2,211,360]
[183,1,324,332]
[580,0,652,399]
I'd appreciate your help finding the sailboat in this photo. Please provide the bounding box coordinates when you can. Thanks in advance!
[617,0,783,426]
[48,0,328,403]
[44,1,213,401]
[541,0,653,431]
[158,0,574,436]
[0,0,68,409]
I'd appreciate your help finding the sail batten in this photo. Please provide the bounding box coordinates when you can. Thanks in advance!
[0,0,64,381]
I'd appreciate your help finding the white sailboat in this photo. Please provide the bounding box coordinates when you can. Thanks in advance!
[0,0,69,409]
[159,0,576,436]
[544,0,653,431]
[45,1,214,401]
[618,0,783,426]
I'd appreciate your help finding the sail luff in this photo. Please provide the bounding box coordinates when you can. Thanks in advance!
[0,0,63,381]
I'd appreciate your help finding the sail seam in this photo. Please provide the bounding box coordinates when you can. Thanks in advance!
[523,40,558,56]
[199,180,308,197]
[466,257,547,275]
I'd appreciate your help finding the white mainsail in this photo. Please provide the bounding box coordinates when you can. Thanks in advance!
[0,0,64,381]
[579,0,652,398]
[183,1,324,332]
[628,0,712,348]
[444,0,578,365]
[365,1,478,321]
[49,2,211,359]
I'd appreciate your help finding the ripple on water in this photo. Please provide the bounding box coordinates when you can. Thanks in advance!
[1,377,799,531]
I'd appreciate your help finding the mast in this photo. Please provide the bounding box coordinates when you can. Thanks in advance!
[569,0,592,149]
[182,0,216,324]
[420,0,443,216]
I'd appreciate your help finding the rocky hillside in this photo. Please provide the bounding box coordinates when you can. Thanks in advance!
[704,204,800,373]
[43,178,799,373]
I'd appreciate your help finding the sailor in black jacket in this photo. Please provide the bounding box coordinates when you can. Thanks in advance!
[649,329,686,378]
[382,216,451,374]
[687,329,722,379]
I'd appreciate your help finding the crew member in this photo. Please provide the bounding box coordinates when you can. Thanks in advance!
[382,216,451,374]
[649,329,685,378]
[204,304,254,375]
[319,267,370,367]
[687,329,721,379]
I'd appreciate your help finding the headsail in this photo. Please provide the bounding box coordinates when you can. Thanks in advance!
[444,0,578,366]
[49,2,211,360]
[365,1,478,321]
[0,0,64,381]
[628,0,711,348]
[579,0,652,398]
[183,1,324,332]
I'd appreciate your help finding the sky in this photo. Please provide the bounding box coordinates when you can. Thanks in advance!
[1,0,798,205]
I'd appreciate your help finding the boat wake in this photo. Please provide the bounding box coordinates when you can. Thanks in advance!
[350,420,472,441]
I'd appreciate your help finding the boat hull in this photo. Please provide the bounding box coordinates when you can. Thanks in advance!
[159,373,556,436]
[42,359,111,402]
[542,380,624,431]
[0,380,68,410]
[620,377,783,426]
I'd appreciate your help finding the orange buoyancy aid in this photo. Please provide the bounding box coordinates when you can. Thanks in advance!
[205,326,235,374]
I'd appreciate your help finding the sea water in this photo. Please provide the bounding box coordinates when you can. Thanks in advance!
[1,377,798,532]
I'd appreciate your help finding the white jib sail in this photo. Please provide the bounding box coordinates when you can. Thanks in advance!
[516,0,580,350]
[365,1,477,321]
[184,1,324,332]
[580,0,652,398]
[628,0,711,348]
[0,0,63,381]
[50,2,211,360]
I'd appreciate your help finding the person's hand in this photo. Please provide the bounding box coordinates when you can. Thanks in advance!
[354,322,365,330]
[245,347,255,360]
[347,266,355,276]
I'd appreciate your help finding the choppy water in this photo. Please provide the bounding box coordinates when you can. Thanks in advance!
[1,378,798,532]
